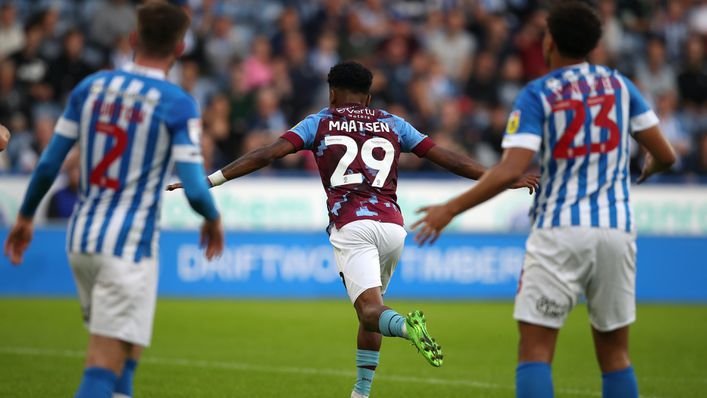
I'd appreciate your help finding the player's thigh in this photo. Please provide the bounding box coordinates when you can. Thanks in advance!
[514,228,587,329]
[68,253,102,324]
[376,223,407,295]
[329,221,382,303]
[586,230,636,332]
[91,255,159,347]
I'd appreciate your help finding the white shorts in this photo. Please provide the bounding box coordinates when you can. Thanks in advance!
[69,253,159,347]
[514,227,637,332]
[329,220,407,303]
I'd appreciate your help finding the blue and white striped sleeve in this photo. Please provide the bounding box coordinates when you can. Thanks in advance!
[167,94,219,221]
[19,85,83,217]
[168,95,204,163]
[624,77,659,134]
[501,86,544,152]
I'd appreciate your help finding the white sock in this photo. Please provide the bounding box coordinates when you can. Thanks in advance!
[351,390,369,398]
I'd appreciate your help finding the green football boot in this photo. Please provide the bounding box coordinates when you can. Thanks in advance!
[405,310,443,367]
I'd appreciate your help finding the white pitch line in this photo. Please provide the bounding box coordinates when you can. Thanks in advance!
[0,346,669,398]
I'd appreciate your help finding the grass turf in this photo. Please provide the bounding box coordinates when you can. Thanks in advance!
[0,299,705,397]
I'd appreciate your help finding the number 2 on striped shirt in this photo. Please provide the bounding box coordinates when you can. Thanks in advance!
[89,122,128,190]
[552,94,619,159]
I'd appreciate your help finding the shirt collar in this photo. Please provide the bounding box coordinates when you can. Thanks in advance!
[122,62,166,80]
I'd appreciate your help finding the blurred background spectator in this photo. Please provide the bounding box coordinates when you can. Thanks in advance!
[0,0,705,181]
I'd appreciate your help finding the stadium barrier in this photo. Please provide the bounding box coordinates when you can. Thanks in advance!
[2,176,707,234]
[1,227,705,302]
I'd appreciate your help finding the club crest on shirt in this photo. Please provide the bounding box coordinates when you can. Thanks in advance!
[188,118,202,145]
[506,110,520,134]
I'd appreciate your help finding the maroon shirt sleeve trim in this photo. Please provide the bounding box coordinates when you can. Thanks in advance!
[411,137,436,157]
[280,131,304,151]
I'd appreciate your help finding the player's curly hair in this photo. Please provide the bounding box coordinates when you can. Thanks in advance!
[547,1,602,59]
[327,61,373,94]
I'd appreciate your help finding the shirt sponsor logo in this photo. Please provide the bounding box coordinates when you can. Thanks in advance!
[188,118,202,145]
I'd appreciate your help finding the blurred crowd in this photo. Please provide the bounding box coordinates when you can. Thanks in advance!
[0,0,706,181]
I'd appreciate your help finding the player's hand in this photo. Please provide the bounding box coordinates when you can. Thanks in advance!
[0,123,11,152]
[637,153,656,184]
[166,182,183,191]
[200,217,224,261]
[410,204,455,246]
[510,173,540,194]
[166,177,213,191]
[4,215,34,265]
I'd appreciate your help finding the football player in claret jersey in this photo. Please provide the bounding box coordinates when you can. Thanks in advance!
[168,61,538,398]
[414,2,676,398]
[4,3,224,398]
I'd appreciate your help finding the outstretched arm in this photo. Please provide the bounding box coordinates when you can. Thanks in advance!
[219,138,297,182]
[167,138,297,190]
[423,145,485,180]
[423,145,540,193]
[412,147,535,245]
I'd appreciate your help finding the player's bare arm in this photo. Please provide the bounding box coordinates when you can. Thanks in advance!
[423,145,540,193]
[633,125,676,184]
[0,123,10,152]
[167,138,296,191]
[411,147,535,245]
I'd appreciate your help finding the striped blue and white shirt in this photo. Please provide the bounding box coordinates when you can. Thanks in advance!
[502,63,659,232]
[20,63,219,262]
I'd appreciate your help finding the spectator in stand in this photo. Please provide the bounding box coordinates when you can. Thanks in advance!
[36,7,62,60]
[351,0,391,42]
[270,7,301,55]
[10,20,52,103]
[377,36,412,106]
[597,0,623,60]
[284,31,320,119]
[248,87,287,136]
[686,133,707,175]
[655,91,689,169]
[0,59,30,127]
[243,36,274,91]
[636,36,677,105]
[425,10,475,83]
[89,0,136,50]
[498,55,524,109]
[110,35,133,70]
[178,58,216,110]
[204,13,252,80]
[0,3,25,58]
[309,29,339,78]
[660,0,689,61]
[678,35,707,109]
[45,28,94,103]
[466,51,500,108]
[514,9,548,80]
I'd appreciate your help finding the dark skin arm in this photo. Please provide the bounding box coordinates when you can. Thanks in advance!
[633,125,676,184]
[423,145,540,192]
[413,124,677,245]
[412,147,536,245]
[167,138,296,190]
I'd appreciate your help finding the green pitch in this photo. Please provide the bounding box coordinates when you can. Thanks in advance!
[0,299,705,398]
